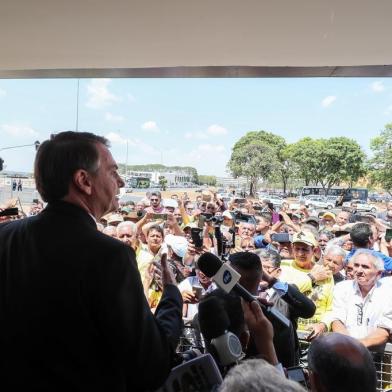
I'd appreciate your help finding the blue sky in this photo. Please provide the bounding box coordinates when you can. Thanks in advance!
[0,77,392,176]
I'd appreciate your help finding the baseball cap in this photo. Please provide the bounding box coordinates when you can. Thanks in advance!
[165,234,188,258]
[106,213,124,225]
[322,212,336,220]
[222,210,234,219]
[183,222,198,230]
[304,216,319,226]
[292,231,318,247]
[162,198,178,209]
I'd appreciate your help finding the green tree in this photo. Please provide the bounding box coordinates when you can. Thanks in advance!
[315,137,366,193]
[286,137,366,193]
[228,140,278,196]
[230,130,294,193]
[368,123,392,194]
[198,175,217,186]
[285,138,321,186]
[158,175,167,191]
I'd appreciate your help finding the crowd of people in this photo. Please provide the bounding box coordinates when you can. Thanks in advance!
[0,131,391,391]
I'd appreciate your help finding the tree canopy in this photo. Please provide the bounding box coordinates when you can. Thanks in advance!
[228,133,279,196]
[368,123,392,194]
[229,131,367,194]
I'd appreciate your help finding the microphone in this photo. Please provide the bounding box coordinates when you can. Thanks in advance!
[197,252,290,329]
[198,296,243,366]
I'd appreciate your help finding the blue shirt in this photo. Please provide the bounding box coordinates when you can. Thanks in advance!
[345,248,392,271]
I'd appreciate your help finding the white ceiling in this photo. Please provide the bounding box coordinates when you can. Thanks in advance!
[1,0,391,77]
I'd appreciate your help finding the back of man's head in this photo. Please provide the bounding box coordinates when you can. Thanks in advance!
[308,333,377,392]
[34,131,108,203]
[220,359,306,392]
[350,223,372,248]
[229,252,262,292]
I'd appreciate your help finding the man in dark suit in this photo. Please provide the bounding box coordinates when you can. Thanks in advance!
[229,251,315,367]
[0,131,183,391]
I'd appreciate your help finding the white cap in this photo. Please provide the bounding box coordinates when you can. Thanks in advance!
[165,234,188,258]
[162,198,178,208]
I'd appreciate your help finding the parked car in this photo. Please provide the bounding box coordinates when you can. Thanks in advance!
[342,199,377,213]
[305,196,334,209]
[267,196,285,208]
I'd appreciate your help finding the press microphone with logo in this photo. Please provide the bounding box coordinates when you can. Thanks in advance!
[197,252,290,328]
[198,295,243,366]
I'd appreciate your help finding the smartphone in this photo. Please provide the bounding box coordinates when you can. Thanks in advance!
[234,198,246,204]
[286,366,308,389]
[0,207,19,217]
[152,213,167,220]
[386,228,392,242]
[271,233,292,243]
[253,206,263,211]
[192,285,203,300]
[191,227,203,248]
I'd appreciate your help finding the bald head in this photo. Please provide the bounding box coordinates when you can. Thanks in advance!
[308,333,377,392]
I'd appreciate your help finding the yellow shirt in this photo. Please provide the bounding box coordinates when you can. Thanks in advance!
[136,244,163,300]
[280,260,334,329]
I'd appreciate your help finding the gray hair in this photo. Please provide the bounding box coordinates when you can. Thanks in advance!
[255,249,281,268]
[219,359,305,392]
[324,245,346,259]
[350,249,384,271]
[301,224,319,240]
[116,221,136,234]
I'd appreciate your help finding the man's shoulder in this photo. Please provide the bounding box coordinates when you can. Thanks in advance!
[0,215,36,236]
[334,279,355,294]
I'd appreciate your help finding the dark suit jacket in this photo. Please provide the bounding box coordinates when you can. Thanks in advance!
[246,284,315,367]
[0,201,183,391]
[268,284,316,367]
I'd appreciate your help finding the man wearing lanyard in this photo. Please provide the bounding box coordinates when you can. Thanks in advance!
[329,249,392,348]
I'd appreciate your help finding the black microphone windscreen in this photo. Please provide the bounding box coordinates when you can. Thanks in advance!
[198,296,229,341]
[197,252,222,278]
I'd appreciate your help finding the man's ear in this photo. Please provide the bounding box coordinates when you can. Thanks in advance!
[72,169,93,195]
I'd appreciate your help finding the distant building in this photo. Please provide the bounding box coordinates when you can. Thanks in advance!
[126,170,193,186]
[216,176,247,188]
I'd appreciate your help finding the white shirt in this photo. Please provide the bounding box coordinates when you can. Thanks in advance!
[329,278,392,339]
[178,276,216,320]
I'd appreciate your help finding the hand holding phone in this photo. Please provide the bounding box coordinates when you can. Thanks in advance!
[152,213,168,220]
[385,228,392,242]
[191,227,203,248]
[192,285,203,300]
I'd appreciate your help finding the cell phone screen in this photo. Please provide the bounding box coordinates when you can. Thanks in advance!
[386,228,392,242]
[191,228,203,248]
[286,366,308,388]
[152,213,167,220]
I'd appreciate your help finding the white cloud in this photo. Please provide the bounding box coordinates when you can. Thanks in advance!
[0,88,6,98]
[198,144,225,153]
[1,123,38,137]
[105,112,125,123]
[141,121,159,132]
[207,124,228,135]
[385,105,392,115]
[184,131,208,140]
[105,132,159,155]
[106,132,128,145]
[321,95,337,107]
[371,81,385,93]
[86,79,120,109]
